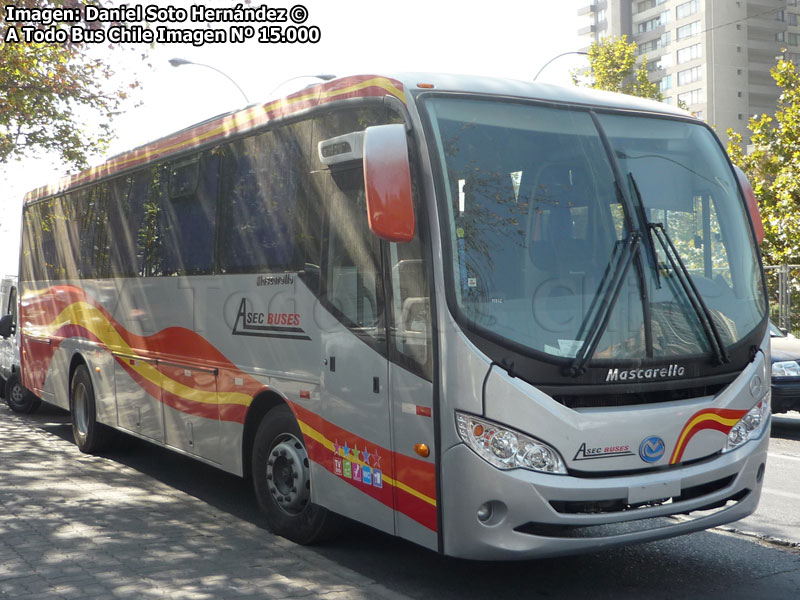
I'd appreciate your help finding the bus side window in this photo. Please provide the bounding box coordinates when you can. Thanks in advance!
[71,184,112,279]
[127,166,167,277]
[108,176,137,278]
[387,148,432,380]
[217,122,310,274]
[38,199,58,281]
[389,239,432,381]
[322,168,384,334]
[159,152,218,276]
[21,204,43,283]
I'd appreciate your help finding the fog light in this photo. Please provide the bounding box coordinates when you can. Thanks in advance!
[477,503,493,523]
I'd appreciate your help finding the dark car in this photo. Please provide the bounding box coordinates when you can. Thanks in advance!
[770,322,800,414]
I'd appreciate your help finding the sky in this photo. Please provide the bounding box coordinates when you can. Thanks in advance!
[0,0,587,275]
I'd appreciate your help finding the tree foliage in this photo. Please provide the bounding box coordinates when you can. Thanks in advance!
[0,0,141,168]
[727,58,800,266]
[575,35,662,101]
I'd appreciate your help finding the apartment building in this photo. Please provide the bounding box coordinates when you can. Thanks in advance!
[578,0,798,142]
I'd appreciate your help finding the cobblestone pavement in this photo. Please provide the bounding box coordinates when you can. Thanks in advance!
[0,404,411,600]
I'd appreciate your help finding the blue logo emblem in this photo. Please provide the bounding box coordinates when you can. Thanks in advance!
[639,436,665,463]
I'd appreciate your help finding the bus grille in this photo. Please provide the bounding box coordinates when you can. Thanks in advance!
[513,484,748,540]
[547,475,736,516]
[552,382,729,409]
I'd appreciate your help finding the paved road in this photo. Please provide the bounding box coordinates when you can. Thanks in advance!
[0,404,408,600]
[3,404,800,599]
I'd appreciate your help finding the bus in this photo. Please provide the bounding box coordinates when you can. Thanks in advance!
[17,73,770,559]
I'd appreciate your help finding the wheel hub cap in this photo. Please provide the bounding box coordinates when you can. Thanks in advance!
[266,434,310,515]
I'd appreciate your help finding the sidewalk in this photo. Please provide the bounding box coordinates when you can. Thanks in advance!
[0,404,409,600]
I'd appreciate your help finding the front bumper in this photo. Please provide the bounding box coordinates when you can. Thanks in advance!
[440,422,769,560]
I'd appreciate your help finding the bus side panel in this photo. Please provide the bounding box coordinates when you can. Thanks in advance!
[60,334,118,425]
[389,364,437,549]
[160,362,220,462]
[19,282,65,407]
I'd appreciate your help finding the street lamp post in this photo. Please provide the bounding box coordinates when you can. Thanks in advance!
[168,58,250,104]
[533,51,590,82]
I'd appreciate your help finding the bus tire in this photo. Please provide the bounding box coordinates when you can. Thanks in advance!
[5,373,41,414]
[70,364,112,453]
[252,404,342,545]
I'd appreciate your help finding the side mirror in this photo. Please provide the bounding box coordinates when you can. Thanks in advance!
[0,314,12,339]
[363,124,415,243]
[733,165,764,244]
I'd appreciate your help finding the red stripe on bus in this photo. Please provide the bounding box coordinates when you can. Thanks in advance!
[288,401,438,532]
[395,486,437,532]
[22,286,263,380]
[669,408,747,464]
[394,451,436,501]
[303,432,396,508]
[22,286,263,424]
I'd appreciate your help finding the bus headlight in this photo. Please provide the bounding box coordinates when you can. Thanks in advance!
[723,391,770,453]
[456,412,566,474]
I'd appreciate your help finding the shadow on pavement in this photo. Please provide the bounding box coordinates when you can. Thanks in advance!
[6,401,800,600]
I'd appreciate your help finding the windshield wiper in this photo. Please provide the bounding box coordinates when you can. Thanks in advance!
[565,230,642,377]
[625,172,729,366]
[628,173,661,289]
[648,222,730,365]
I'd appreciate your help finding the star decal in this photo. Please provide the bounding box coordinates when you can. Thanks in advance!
[351,445,361,462]
[342,442,350,458]
[361,447,371,466]
[371,451,381,469]
[333,439,341,456]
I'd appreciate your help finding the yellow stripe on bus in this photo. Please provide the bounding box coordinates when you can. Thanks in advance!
[46,302,252,407]
[298,418,436,507]
[670,412,742,463]
[674,412,741,450]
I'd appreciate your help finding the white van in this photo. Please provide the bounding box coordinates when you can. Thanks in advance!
[0,275,39,413]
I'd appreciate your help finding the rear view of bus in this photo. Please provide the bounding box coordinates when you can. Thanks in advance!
[415,81,769,558]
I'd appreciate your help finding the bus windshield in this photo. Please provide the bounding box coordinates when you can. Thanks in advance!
[422,96,767,362]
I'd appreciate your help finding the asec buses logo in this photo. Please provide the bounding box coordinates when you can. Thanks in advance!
[638,436,666,463]
[231,298,310,341]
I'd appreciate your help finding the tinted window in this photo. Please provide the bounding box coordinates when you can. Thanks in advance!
[38,199,59,281]
[124,165,168,277]
[322,167,384,333]
[218,122,311,273]
[71,184,112,278]
[159,153,219,275]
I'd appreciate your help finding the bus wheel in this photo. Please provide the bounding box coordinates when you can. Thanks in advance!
[5,373,41,414]
[252,404,342,544]
[70,364,112,453]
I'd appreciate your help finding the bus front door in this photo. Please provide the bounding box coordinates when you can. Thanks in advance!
[319,169,395,535]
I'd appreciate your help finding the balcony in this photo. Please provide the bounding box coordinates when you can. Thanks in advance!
[747,82,780,97]
[577,4,596,16]
[579,24,597,36]
[746,37,783,52]
[748,15,787,34]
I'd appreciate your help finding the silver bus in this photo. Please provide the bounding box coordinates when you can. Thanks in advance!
[17,74,769,559]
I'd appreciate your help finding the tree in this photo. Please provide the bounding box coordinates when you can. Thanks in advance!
[727,58,800,266]
[0,0,142,168]
[574,36,662,101]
